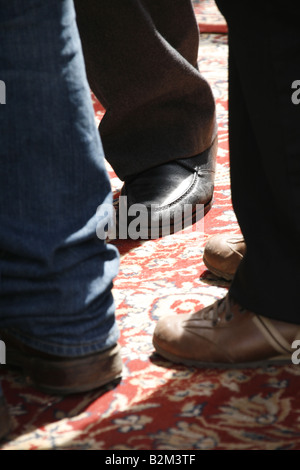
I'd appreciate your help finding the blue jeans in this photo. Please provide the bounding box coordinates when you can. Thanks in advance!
[0,0,120,356]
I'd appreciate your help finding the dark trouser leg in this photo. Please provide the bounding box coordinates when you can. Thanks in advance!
[74,0,217,180]
[216,1,300,322]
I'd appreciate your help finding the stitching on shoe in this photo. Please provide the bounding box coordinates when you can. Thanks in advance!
[145,171,200,212]
[122,164,198,211]
[252,315,291,355]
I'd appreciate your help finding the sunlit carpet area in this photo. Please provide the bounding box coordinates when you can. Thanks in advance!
[1,1,300,451]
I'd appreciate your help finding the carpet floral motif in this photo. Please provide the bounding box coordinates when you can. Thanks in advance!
[1,2,300,451]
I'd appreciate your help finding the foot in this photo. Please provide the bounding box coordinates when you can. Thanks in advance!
[203,233,246,280]
[0,330,122,395]
[153,293,300,368]
[115,138,217,239]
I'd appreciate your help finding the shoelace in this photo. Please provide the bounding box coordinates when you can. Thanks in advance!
[227,235,246,259]
[203,294,246,326]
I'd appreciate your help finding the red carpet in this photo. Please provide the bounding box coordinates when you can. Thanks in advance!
[1,1,300,451]
[193,0,228,33]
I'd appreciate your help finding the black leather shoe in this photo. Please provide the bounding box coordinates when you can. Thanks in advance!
[114,137,217,239]
[0,393,10,442]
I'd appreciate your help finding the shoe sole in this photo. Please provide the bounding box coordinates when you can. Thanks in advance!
[202,255,235,281]
[153,340,292,369]
[5,344,123,395]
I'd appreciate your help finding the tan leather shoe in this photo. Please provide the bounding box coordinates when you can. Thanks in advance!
[0,330,122,395]
[203,233,246,280]
[153,294,300,368]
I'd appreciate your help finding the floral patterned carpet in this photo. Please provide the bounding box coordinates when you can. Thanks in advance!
[193,0,228,33]
[1,1,300,451]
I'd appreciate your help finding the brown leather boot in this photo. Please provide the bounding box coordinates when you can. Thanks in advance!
[203,233,246,280]
[0,330,122,395]
[153,294,300,368]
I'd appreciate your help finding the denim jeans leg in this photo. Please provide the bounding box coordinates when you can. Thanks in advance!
[0,0,120,356]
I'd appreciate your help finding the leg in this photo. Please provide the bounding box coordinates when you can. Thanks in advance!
[0,0,121,394]
[218,0,300,320]
[74,0,216,178]
[74,0,218,238]
[153,0,300,367]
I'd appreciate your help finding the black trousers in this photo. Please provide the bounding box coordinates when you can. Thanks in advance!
[216,1,300,323]
[74,0,217,181]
